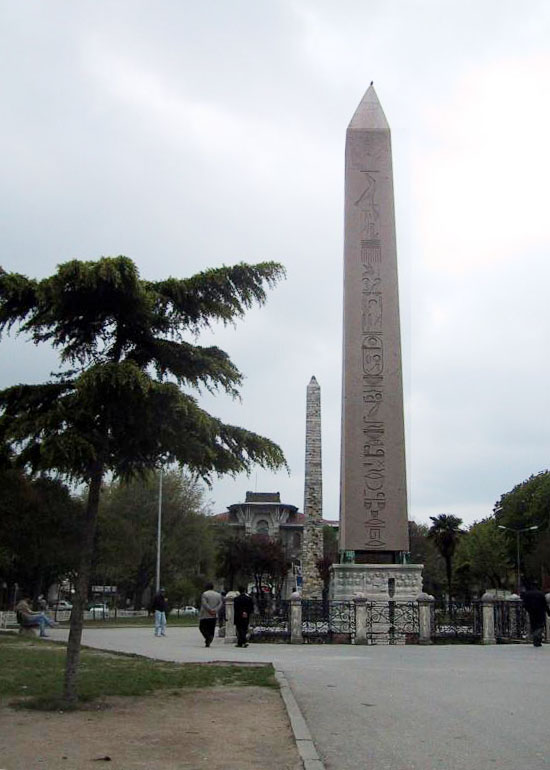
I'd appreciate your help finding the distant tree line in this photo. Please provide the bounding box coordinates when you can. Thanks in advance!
[5,465,550,611]
[0,462,83,606]
[0,465,215,608]
[0,464,333,611]
[411,470,550,599]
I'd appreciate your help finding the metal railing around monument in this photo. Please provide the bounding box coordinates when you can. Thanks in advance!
[238,596,545,645]
[248,599,290,643]
[493,601,529,643]
[368,601,419,644]
[431,601,482,642]
[302,600,356,643]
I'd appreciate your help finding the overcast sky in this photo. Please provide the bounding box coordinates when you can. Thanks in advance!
[2,1,550,528]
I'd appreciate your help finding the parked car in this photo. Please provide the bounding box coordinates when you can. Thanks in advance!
[180,605,198,616]
[50,600,73,611]
[88,603,110,618]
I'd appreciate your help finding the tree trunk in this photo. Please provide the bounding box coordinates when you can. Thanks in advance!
[63,462,103,704]
[445,556,453,603]
[132,563,153,611]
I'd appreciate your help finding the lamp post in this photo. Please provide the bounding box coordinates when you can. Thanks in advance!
[497,524,539,594]
[155,468,163,593]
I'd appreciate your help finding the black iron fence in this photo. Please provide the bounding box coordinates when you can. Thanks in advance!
[494,601,529,642]
[248,599,290,643]
[432,601,482,642]
[302,600,356,643]
[369,601,419,644]
[239,596,543,645]
[247,599,419,644]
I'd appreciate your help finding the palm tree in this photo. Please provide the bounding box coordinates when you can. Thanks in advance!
[428,514,464,601]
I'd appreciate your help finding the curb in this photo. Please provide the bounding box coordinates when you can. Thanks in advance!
[275,670,326,770]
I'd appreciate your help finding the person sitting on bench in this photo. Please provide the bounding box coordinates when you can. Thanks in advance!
[15,596,56,637]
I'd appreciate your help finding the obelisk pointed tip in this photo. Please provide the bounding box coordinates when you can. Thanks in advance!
[308,375,319,387]
[348,83,389,131]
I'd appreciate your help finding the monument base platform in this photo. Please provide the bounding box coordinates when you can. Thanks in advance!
[330,563,424,601]
[330,563,424,644]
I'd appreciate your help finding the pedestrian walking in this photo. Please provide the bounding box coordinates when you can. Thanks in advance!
[199,582,222,647]
[151,588,168,637]
[521,584,550,647]
[234,586,254,648]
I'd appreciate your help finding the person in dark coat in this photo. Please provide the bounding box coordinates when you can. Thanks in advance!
[521,585,550,647]
[233,586,254,648]
[217,590,227,638]
[151,588,168,637]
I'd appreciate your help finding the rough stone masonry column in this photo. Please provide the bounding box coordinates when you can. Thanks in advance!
[301,376,325,599]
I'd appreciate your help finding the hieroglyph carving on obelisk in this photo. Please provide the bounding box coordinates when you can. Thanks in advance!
[301,376,324,598]
[339,86,409,555]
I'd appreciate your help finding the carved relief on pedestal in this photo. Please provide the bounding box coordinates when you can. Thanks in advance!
[331,565,424,601]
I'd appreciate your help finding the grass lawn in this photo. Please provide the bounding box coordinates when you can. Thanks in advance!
[0,634,277,709]
[2,615,199,633]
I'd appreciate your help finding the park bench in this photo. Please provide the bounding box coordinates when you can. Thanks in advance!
[16,611,39,636]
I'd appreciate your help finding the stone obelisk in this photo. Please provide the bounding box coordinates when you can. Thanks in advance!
[332,84,422,602]
[301,376,324,598]
[340,85,409,560]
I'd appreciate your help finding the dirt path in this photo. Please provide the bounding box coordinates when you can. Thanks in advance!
[0,687,302,770]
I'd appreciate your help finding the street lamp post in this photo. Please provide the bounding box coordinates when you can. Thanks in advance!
[155,468,163,594]
[497,524,539,594]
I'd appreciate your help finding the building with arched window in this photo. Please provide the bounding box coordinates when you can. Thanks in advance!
[255,519,270,535]
[213,491,337,597]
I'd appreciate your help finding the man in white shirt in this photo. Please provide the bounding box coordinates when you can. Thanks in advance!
[198,582,222,648]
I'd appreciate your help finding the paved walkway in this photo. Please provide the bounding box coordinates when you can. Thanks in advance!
[49,627,549,770]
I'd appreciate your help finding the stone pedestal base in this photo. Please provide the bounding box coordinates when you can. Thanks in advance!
[330,563,424,645]
[330,563,424,600]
